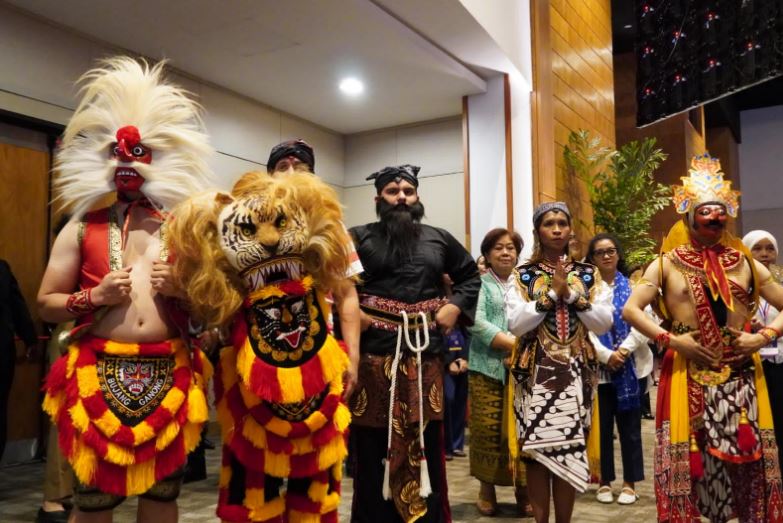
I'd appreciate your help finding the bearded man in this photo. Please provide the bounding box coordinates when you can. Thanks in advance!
[623,154,783,522]
[37,57,213,523]
[348,164,480,523]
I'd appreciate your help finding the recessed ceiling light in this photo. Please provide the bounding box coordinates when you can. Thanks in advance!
[339,77,364,96]
[624,24,632,29]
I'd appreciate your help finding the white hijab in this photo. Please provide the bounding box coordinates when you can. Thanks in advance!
[742,230,778,253]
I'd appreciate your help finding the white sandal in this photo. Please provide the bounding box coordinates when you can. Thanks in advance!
[617,487,639,505]
[596,485,613,503]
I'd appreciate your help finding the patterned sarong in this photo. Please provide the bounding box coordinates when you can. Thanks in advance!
[654,349,783,522]
[468,371,525,486]
[42,335,211,497]
[513,338,594,492]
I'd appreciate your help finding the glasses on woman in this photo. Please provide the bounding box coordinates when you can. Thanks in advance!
[593,247,617,258]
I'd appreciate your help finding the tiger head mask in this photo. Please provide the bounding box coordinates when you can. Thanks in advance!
[168,171,350,328]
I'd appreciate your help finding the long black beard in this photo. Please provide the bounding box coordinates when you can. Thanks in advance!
[376,199,425,262]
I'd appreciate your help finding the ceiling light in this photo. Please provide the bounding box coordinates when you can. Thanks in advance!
[624,24,632,29]
[339,77,364,96]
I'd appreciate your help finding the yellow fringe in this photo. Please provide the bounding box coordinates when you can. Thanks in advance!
[182,420,202,453]
[216,399,235,441]
[69,401,90,432]
[316,434,347,470]
[319,492,340,514]
[241,417,269,450]
[265,416,293,438]
[307,480,329,502]
[71,441,97,484]
[303,411,328,433]
[76,366,100,397]
[104,441,135,466]
[155,420,182,451]
[126,459,155,496]
[333,403,351,432]
[65,346,79,378]
[187,386,209,424]
[94,410,121,437]
[132,421,156,446]
[219,465,232,488]
[42,392,65,418]
[248,496,285,521]
[316,338,349,388]
[264,449,292,477]
[277,367,305,403]
[239,380,262,408]
[104,340,140,356]
[331,461,343,482]
[244,487,266,511]
[160,386,186,415]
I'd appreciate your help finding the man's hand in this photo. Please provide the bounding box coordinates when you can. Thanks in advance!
[729,327,767,357]
[359,311,372,332]
[606,351,626,372]
[92,266,133,306]
[151,261,184,298]
[435,303,460,334]
[448,360,460,376]
[552,258,569,299]
[458,358,469,374]
[670,331,719,367]
[343,357,359,399]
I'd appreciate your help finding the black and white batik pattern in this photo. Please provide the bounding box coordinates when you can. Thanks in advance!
[513,351,592,492]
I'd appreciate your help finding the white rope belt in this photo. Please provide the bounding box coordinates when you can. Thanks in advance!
[382,310,432,499]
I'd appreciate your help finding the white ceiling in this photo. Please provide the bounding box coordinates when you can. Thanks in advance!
[5,0,495,134]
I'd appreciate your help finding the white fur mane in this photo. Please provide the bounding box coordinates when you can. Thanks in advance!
[53,56,214,217]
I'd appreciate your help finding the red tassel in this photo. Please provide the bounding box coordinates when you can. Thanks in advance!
[738,408,757,453]
[689,434,703,480]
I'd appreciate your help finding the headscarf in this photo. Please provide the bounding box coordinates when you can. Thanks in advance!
[366,164,420,192]
[533,201,570,225]
[266,139,315,173]
[742,230,779,254]
[598,271,639,412]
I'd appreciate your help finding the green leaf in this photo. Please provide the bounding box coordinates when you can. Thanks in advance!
[563,130,670,267]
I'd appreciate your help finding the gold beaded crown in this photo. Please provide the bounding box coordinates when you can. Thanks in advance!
[671,154,740,217]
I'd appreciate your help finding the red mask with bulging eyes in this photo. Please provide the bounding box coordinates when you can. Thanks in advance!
[110,125,152,194]
[692,203,727,243]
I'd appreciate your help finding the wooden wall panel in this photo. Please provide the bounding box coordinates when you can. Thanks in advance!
[548,0,615,241]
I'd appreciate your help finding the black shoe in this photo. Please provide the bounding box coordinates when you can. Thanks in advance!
[36,508,69,523]
[453,449,467,457]
[203,437,216,450]
[445,453,454,461]
[642,412,655,420]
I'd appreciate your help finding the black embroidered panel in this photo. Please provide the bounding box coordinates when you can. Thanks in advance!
[262,388,329,422]
[245,288,327,368]
[97,354,175,426]
[516,261,597,342]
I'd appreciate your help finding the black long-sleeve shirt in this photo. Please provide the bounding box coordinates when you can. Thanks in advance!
[350,223,480,355]
[0,260,37,358]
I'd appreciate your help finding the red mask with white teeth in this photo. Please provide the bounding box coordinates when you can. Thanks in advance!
[111,125,152,195]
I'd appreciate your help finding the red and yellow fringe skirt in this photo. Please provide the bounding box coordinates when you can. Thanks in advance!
[42,335,212,497]
[215,334,350,523]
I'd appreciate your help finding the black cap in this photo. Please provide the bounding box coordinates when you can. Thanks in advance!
[366,164,421,192]
[266,139,315,173]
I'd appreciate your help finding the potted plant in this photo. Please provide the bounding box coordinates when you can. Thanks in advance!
[563,130,669,269]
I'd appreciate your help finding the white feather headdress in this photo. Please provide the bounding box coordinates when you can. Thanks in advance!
[53,56,214,217]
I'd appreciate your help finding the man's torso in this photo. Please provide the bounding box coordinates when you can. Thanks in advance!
[85,204,174,342]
